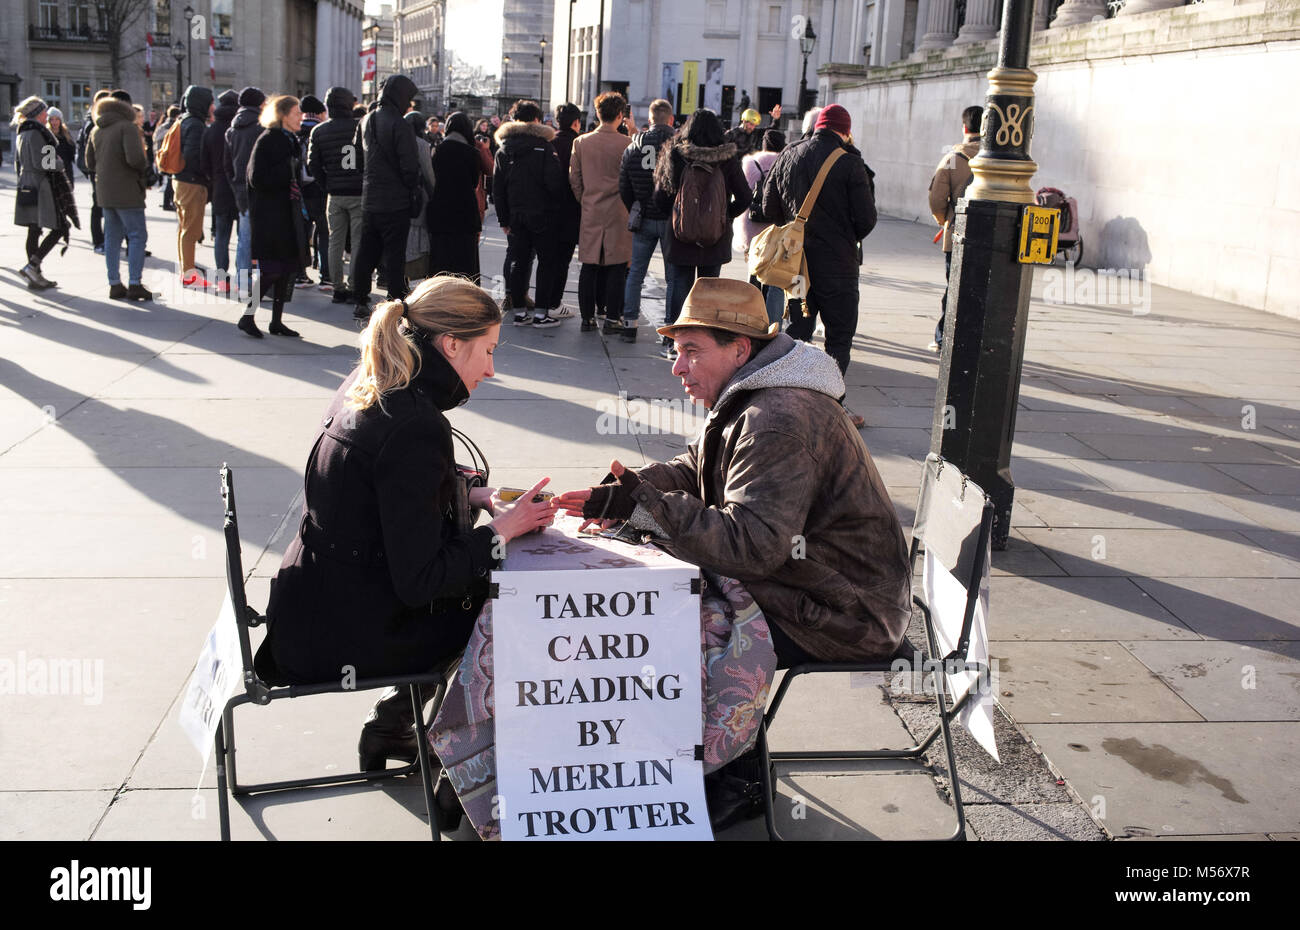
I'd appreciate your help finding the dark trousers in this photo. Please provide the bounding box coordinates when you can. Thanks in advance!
[25,226,61,263]
[90,176,104,248]
[352,209,410,302]
[937,250,952,343]
[508,220,557,311]
[665,262,722,326]
[766,617,819,670]
[162,176,174,209]
[306,197,329,280]
[578,261,628,322]
[787,271,859,375]
[546,239,577,309]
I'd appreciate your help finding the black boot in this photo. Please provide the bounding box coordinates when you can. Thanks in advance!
[703,747,772,832]
[358,684,440,771]
[268,299,299,337]
[435,770,466,833]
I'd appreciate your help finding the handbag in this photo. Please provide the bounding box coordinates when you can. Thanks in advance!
[17,184,39,208]
[626,199,643,232]
[748,148,845,296]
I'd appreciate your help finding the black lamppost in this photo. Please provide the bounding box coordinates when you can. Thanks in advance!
[183,4,195,87]
[446,65,454,112]
[539,38,547,105]
[172,39,185,102]
[502,54,510,98]
[798,18,817,117]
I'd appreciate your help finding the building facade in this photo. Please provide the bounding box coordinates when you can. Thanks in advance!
[361,4,395,103]
[550,0,856,126]
[1,0,361,133]
[394,0,446,110]
[503,0,552,112]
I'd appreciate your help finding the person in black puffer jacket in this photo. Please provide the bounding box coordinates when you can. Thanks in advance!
[758,104,876,382]
[224,86,265,295]
[174,85,214,283]
[651,108,751,330]
[200,89,239,290]
[308,86,363,302]
[428,111,485,282]
[619,97,676,334]
[350,74,421,316]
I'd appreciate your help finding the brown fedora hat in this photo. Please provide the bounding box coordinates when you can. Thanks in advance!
[657,278,781,341]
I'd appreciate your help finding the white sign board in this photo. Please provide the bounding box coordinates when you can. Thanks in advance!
[178,592,243,765]
[493,566,712,840]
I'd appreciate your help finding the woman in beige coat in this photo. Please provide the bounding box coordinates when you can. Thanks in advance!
[568,92,634,335]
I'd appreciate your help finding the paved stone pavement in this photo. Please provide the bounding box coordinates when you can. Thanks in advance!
[0,173,1296,841]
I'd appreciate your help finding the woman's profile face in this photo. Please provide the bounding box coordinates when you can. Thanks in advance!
[440,324,499,394]
[283,104,303,133]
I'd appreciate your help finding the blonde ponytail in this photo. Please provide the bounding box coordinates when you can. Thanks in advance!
[346,275,502,412]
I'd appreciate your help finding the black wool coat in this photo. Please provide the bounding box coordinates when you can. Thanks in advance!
[258,346,500,685]
[247,127,308,265]
[428,136,483,235]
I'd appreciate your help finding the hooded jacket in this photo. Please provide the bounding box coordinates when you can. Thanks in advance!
[224,105,262,213]
[307,88,363,196]
[258,344,499,685]
[652,139,752,267]
[428,115,484,235]
[85,98,149,210]
[629,334,912,662]
[619,122,675,223]
[491,120,566,230]
[175,85,214,186]
[759,128,876,276]
[200,91,239,215]
[360,74,421,213]
[928,133,981,252]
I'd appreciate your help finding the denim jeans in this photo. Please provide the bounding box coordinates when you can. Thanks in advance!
[212,212,235,274]
[103,207,148,285]
[623,216,671,322]
[235,209,252,290]
[665,262,721,326]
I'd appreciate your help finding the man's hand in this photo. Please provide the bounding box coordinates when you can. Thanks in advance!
[553,460,642,531]
[770,103,782,122]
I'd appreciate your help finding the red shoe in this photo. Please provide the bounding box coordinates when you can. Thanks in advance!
[181,272,213,290]
[215,278,232,295]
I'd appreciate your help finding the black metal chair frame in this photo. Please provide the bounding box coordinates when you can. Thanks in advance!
[757,455,995,841]
[214,464,452,841]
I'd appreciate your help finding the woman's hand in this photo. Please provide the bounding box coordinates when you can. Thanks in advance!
[469,484,496,515]
[487,477,556,542]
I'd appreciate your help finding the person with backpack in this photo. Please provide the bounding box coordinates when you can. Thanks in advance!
[651,107,752,358]
[494,98,569,328]
[927,104,982,352]
[737,129,787,329]
[77,91,111,253]
[224,87,266,298]
[570,93,635,334]
[308,86,364,303]
[618,97,676,346]
[758,104,876,428]
[350,74,422,320]
[167,84,215,289]
[154,105,180,211]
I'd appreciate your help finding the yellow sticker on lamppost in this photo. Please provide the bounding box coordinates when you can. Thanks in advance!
[1018,205,1060,264]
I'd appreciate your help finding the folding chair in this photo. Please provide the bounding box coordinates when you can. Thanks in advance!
[757,453,994,841]
[214,464,455,841]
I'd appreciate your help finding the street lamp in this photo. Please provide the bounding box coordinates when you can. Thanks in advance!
[172,39,185,103]
[502,54,510,100]
[798,18,817,117]
[183,4,195,88]
[539,38,547,105]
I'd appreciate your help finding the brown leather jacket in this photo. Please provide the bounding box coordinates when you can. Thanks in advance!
[629,334,912,662]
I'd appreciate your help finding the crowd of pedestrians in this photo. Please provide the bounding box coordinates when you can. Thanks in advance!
[10,76,881,420]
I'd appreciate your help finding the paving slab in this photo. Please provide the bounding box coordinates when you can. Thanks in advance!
[763,672,914,753]
[1209,465,1300,495]
[1023,723,1300,837]
[1131,578,1300,641]
[1017,527,1300,578]
[96,353,350,400]
[1015,490,1259,531]
[991,533,1068,577]
[1071,460,1256,494]
[1067,435,1293,465]
[1123,641,1300,721]
[987,577,1196,641]
[992,641,1202,724]
[0,791,116,841]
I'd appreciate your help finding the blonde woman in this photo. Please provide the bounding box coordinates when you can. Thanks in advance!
[12,96,77,289]
[238,94,306,337]
[253,276,555,776]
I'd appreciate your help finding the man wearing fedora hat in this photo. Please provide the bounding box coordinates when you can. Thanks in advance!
[557,277,911,668]
[556,277,911,829]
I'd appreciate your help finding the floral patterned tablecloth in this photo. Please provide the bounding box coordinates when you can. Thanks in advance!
[428,515,776,840]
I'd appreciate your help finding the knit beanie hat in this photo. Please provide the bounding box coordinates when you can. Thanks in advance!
[300,94,325,115]
[815,104,851,136]
[17,96,48,120]
[47,106,64,123]
[238,86,266,109]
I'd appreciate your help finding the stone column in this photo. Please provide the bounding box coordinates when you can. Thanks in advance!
[955,0,1001,43]
[1119,0,1185,15]
[1050,0,1109,27]
[1033,0,1050,30]
[917,0,959,50]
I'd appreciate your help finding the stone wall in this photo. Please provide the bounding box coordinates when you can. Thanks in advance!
[823,0,1300,318]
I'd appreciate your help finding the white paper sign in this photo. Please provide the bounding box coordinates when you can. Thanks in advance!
[923,549,999,762]
[178,593,243,765]
[493,566,712,840]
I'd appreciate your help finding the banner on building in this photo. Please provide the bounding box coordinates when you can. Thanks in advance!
[361,47,377,83]
[680,60,699,114]
[704,59,723,112]
[208,35,216,81]
[145,32,153,78]
[660,62,680,110]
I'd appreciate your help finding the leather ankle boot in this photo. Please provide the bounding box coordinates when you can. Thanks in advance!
[358,685,439,770]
